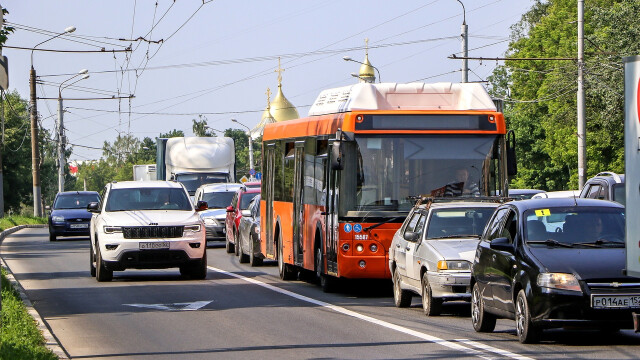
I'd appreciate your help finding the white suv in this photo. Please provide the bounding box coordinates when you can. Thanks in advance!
[88,181,207,282]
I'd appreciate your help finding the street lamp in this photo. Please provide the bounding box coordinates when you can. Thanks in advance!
[231,119,254,180]
[343,56,381,83]
[57,69,89,193]
[454,0,468,83]
[29,25,76,216]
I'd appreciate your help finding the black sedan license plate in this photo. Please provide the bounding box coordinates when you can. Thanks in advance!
[139,242,170,250]
[591,294,640,309]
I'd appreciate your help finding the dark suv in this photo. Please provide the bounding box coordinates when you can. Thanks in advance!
[579,171,625,205]
[471,198,634,343]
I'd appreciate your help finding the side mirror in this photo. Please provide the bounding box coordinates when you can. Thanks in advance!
[241,209,251,217]
[331,141,343,171]
[506,130,517,176]
[226,205,234,213]
[490,237,514,252]
[404,231,420,242]
[196,201,208,212]
[87,202,100,213]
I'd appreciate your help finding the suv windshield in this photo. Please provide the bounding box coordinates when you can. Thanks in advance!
[525,207,625,246]
[203,191,235,208]
[106,188,192,211]
[426,207,496,239]
[54,194,100,209]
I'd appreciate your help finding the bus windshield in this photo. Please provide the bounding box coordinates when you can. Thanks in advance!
[342,134,501,213]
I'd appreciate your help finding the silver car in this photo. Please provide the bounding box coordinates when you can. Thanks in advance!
[389,201,499,316]
[194,183,243,242]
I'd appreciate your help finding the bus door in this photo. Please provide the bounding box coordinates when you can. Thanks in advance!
[293,141,305,265]
[265,144,275,258]
[325,144,339,275]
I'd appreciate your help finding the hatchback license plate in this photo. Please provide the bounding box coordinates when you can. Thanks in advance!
[70,223,88,229]
[139,242,170,250]
[592,294,640,309]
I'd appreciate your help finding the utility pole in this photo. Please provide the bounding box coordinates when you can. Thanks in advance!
[30,66,42,216]
[0,5,5,218]
[456,0,468,83]
[57,93,64,193]
[577,0,586,189]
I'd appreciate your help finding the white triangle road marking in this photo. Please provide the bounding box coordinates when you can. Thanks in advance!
[124,300,212,311]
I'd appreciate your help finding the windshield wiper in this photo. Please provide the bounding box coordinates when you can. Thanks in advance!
[574,239,625,248]
[526,239,574,248]
[363,216,404,232]
[429,234,480,240]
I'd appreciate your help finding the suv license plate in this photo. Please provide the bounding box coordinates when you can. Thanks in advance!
[592,295,640,309]
[139,242,170,250]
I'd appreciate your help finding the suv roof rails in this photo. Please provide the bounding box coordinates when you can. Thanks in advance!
[594,171,622,183]
[415,196,510,208]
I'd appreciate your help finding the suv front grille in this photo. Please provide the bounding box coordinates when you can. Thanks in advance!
[122,226,184,239]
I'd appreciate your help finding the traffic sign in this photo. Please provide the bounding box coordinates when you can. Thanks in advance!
[240,176,248,183]
[249,168,256,176]
[256,172,262,180]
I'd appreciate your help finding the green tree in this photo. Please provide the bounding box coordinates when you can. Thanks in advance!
[489,0,637,190]
[192,115,212,137]
[159,129,184,138]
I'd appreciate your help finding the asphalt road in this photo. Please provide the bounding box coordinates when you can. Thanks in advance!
[2,228,640,360]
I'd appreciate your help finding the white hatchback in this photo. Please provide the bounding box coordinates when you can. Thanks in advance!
[88,181,207,282]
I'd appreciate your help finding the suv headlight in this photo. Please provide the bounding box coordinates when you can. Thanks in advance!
[537,273,581,292]
[437,260,470,271]
[103,226,123,234]
[184,224,202,232]
[52,215,65,222]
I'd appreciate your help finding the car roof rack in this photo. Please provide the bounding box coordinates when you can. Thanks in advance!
[595,171,622,183]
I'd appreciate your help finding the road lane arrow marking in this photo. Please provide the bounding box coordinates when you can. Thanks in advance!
[124,300,212,311]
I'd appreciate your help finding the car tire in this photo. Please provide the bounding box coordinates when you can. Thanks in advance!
[471,283,496,332]
[49,232,56,242]
[225,233,234,253]
[249,246,263,267]
[238,241,249,263]
[393,267,412,308]
[95,246,113,282]
[89,244,96,277]
[515,289,541,344]
[421,272,442,316]
[277,236,296,280]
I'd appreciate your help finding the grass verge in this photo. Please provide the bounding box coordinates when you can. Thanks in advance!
[0,216,47,232]
[1,268,58,360]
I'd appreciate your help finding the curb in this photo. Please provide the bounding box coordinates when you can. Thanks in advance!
[0,224,70,360]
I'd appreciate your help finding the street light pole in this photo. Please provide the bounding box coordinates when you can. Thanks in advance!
[455,0,468,83]
[577,0,586,189]
[231,119,254,180]
[30,25,75,216]
[57,70,89,193]
[342,56,381,83]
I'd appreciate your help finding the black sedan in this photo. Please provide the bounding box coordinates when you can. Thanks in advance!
[470,198,633,343]
[48,191,100,241]
[237,195,263,266]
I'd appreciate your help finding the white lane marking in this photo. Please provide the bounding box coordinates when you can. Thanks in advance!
[455,339,532,360]
[208,266,533,360]
[124,300,212,311]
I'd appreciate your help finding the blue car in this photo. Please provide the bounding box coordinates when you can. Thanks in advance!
[48,191,100,241]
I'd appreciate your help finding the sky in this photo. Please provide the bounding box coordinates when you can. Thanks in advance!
[4,0,534,162]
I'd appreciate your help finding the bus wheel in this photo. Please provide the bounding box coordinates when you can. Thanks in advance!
[315,247,335,292]
[278,237,296,280]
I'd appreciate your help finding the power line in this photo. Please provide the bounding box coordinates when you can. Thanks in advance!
[3,45,131,53]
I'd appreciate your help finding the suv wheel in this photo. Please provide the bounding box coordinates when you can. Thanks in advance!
[95,246,113,282]
[471,283,496,332]
[89,244,96,277]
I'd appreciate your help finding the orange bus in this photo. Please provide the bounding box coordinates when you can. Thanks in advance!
[260,82,515,291]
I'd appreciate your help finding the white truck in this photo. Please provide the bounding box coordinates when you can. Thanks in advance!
[132,164,157,181]
[156,137,236,197]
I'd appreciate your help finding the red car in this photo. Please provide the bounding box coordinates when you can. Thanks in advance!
[225,187,260,254]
